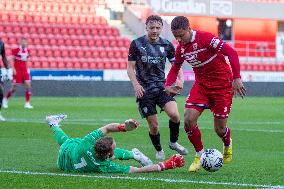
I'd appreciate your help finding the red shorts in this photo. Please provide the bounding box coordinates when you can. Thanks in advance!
[12,68,31,84]
[185,82,233,119]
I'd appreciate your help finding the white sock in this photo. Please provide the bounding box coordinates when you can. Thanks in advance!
[196,149,204,157]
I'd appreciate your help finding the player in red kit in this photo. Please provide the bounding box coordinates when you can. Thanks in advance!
[165,16,246,172]
[2,38,33,109]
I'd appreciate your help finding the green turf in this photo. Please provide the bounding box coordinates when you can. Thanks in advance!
[0,97,284,189]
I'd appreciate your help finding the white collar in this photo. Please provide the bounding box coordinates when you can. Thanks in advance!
[191,30,196,43]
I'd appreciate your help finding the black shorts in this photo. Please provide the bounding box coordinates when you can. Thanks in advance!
[137,90,175,118]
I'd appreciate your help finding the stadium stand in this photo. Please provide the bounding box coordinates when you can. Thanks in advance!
[0,0,130,69]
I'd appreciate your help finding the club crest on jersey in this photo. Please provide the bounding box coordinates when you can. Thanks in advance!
[181,48,185,54]
[159,47,165,53]
[141,46,146,51]
[193,43,198,50]
[211,38,220,48]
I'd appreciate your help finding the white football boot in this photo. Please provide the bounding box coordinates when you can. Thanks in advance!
[132,148,153,166]
[169,142,189,155]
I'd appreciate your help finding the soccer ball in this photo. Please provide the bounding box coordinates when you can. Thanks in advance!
[200,149,224,172]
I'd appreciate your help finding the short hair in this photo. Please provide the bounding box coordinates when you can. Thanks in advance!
[94,136,114,161]
[171,16,189,31]
[146,15,163,26]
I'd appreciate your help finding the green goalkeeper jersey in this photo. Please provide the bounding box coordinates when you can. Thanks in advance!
[57,129,130,173]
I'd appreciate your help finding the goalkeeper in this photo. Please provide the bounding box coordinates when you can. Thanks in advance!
[46,114,185,173]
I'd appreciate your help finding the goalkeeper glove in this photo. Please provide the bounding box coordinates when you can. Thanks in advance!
[158,154,185,171]
[117,119,140,132]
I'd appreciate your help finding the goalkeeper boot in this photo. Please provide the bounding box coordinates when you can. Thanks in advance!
[132,148,153,166]
[2,98,8,109]
[46,114,67,127]
[169,142,189,155]
[223,138,232,164]
[188,155,201,172]
[156,149,165,160]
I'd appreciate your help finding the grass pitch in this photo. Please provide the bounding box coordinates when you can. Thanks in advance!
[0,97,283,188]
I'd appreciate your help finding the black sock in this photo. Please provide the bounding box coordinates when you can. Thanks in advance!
[149,132,162,151]
[0,88,3,109]
[169,120,180,143]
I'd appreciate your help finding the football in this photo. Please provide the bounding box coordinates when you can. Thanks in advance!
[200,149,224,172]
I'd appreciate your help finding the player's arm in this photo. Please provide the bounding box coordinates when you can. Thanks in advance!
[220,43,246,98]
[99,119,140,135]
[165,45,184,96]
[127,41,145,98]
[0,43,9,69]
[206,33,246,98]
[168,42,184,90]
[129,154,184,173]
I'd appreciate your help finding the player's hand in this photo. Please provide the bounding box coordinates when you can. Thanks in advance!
[175,78,184,90]
[134,83,145,98]
[232,78,246,98]
[164,86,181,96]
[124,119,140,131]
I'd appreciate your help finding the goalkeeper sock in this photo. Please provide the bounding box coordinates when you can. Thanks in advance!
[149,132,162,152]
[220,126,231,147]
[114,148,134,160]
[185,124,204,153]
[169,120,180,143]
[52,127,69,146]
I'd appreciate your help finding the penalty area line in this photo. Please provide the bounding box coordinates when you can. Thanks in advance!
[0,170,283,189]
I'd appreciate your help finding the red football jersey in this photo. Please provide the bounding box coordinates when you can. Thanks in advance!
[175,30,233,88]
[12,47,29,67]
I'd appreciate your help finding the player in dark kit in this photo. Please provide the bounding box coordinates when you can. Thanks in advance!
[165,16,246,172]
[127,15,188,160]
[0,39,9,121]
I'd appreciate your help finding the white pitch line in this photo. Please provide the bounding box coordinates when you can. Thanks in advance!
[5,118,284,133]
[0,170,283,189]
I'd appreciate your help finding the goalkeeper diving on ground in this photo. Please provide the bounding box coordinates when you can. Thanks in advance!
[46,114,185,173]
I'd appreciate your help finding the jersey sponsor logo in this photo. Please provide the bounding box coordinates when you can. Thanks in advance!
[141,56,163,64]
[74,157,87,169]
[184,54,200,65]
[211,38,220,49]
[159,46,165,53]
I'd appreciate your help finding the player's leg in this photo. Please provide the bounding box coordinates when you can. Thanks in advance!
[46,114,69,145]
[161,92,188,155]
[184,107,204,172]
[0,83,5,121]
[113,148,152,166]
[137,97,164,160]
[3,83,17,108]
[183,83,208,172]
[211,89,233,164]
[23,74,32,109]
[146,115,165,160]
